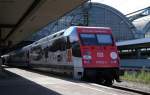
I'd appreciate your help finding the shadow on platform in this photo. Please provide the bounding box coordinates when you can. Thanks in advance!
[0,69,61,95]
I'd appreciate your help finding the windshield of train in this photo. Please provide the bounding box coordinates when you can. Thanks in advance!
[80,33,113,46]
[96,34,113,45]
[80,34,97,45]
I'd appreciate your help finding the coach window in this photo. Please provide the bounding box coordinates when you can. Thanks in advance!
[60,38,66,51]
[72,41,81,57]
[27,51,29,59]
[44,47,48,58]
[49,38,66,52]
[48,43,56,52]
[66,37,71,49]
[31,46,43,60]
[49,39,60,52]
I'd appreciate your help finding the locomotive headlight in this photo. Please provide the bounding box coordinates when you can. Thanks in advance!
[83,55,92,60]
[83,51,92,60]
[110,52,117,60]
[83,55,92,64]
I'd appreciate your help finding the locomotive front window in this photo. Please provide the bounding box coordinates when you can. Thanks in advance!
[96,34,113,45]
[80,34,97,45]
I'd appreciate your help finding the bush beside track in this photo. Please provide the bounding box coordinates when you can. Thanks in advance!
[121,70,150,84]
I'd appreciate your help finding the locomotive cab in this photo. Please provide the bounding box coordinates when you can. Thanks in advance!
[68,26,120,84]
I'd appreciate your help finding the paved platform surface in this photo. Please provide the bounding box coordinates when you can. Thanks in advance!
[0,68,142,95]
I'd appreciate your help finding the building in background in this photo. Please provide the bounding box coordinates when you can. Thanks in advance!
[29,2,137,42]
[125,6,150,38]
[132,15,150,38]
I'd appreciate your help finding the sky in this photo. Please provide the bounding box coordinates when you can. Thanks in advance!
[91,0,150,14]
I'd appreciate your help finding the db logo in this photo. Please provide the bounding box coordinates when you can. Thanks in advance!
[97,52,104,57]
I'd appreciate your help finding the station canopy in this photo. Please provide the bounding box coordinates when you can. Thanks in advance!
[0,0,87,47]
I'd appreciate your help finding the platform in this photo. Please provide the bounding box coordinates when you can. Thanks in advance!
[0,67,141,95]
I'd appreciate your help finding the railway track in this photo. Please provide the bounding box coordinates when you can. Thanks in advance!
[112,84,150,95]
[87,82,150,95]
